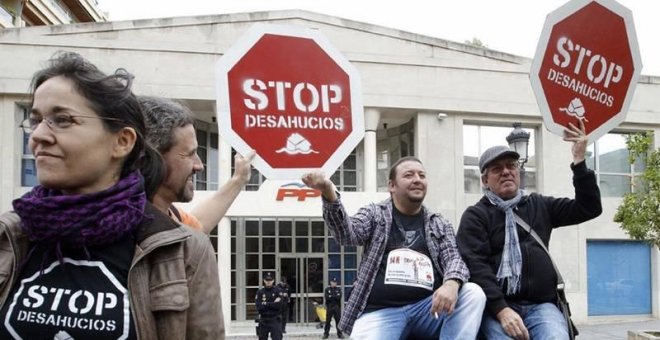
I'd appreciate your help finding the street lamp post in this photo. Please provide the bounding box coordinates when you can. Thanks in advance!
[506,122,531,189]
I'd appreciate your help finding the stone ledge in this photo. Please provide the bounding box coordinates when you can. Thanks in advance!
[628,330,660,340]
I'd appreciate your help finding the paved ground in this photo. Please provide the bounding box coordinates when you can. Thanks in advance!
[226,318,660,339]
[579,318,660,340]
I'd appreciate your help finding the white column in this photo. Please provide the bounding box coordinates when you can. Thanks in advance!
[218,137,232,332]
[364,108,380,192]
[13,16,24,27]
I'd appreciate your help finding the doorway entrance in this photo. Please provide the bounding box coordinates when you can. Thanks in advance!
[279,255,325,325]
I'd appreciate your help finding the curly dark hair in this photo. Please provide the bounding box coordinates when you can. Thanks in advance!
[138,96,195,154]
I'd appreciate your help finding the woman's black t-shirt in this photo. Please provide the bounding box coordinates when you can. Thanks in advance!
[0,236,137,339]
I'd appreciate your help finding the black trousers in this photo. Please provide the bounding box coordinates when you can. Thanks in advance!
[324,305,342,336]
[280,304,289,332]
[258,317,282,340]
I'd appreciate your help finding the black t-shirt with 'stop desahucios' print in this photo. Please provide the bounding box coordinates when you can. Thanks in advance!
[0,236,137,340]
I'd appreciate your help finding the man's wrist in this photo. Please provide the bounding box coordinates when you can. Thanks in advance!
[230,174,250,185]
[445,279,462,288]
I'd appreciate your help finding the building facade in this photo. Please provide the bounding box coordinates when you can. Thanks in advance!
[1,10,659,332]
[0,0,106,28]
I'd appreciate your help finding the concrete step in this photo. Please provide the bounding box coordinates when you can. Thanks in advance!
[227,323,336,340]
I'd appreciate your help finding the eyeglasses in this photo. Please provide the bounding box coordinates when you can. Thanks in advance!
[20,113,123,134]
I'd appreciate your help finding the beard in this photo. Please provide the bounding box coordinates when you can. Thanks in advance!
[407,188,426,203]
[409,195,425,203]
[176,188,193,202]
[176,175,195,202]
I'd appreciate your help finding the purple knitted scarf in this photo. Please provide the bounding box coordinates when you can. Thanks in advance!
[12,171,147,249]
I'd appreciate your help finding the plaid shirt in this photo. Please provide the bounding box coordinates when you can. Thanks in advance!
[323,195,470,335]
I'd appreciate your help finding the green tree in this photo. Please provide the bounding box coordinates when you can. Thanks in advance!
[613,132,660,247]
[464,38,487,48]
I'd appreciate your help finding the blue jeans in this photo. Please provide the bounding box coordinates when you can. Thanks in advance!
[480,302,568,340]
[350,282,486,340]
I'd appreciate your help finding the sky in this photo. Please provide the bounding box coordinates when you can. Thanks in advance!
[96,0,660,76]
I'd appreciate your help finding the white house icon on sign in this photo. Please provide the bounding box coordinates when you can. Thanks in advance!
[276,133,319,155]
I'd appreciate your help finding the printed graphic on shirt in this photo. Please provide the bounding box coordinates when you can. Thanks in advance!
[404,230,421,247]
[3,258,130,339]
[384,248,434,290]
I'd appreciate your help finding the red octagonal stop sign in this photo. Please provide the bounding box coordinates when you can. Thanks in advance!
[216,23,364,180]
[530,0,642,141]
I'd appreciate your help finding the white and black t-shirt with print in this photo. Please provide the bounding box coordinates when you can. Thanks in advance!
[0,236,137,340]
[364,205,442,313]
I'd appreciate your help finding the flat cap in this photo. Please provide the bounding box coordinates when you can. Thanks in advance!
[479,145,520,173]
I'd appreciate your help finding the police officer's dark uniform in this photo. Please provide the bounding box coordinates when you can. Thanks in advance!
[276,277,290,334]
[323,277,344,339]
[255,272,283,340]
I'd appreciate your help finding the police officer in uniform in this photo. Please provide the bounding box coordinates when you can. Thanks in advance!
[276,276,291,334]
[323,277,344,339]
[255,272,283,340]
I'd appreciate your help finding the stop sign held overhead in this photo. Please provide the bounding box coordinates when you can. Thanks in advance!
[530,0,642,141]
[216,23,364,180]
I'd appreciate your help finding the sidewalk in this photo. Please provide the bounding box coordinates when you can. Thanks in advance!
[227,322,324,339]
[578,318,660,339]
[226,318,660,339]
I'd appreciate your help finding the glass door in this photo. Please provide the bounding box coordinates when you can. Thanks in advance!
[279,256,324,325]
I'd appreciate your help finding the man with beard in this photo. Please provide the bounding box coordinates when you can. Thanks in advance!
[302,156,486,339]
[140,96,254,233]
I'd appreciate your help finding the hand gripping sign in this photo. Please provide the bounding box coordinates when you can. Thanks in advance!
[216,23,364,180]
[530,0,642,141]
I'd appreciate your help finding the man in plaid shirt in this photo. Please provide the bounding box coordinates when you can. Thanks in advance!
[302,156,486,339]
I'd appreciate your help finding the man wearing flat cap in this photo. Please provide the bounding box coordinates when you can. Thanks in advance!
[255,272,283,340]
[457,120,602,340]
[323,277,343,339]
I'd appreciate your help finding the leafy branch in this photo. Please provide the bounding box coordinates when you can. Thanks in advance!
[613,132,660,248]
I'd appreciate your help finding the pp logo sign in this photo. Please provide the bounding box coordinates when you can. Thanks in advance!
[275,183,320,201]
